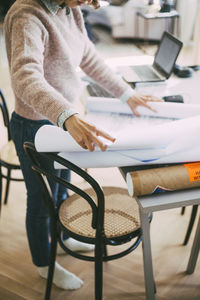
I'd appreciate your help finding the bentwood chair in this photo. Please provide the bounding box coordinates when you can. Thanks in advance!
[0,89,24,211]
[24,142,143,300]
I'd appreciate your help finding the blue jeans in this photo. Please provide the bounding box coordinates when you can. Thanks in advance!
[10,112,70,267]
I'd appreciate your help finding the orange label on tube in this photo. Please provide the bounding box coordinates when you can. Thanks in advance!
[184,163,200,182]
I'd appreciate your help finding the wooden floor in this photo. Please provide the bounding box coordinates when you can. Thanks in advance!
[1,23,200,300]
[1,175,200,300]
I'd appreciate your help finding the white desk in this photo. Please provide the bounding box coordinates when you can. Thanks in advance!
[76,57,200,299]
[104,55,200,105]
[103,56,200,299]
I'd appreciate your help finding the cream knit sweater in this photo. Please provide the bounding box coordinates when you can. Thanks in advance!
[4,0,132,125]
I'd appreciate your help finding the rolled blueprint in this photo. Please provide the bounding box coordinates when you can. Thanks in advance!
[86,97,200,119]
[35,114,200,169]
[126,163,200,197]
[35,115,200,153]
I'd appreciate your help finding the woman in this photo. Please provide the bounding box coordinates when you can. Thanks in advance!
[4,0,159,290]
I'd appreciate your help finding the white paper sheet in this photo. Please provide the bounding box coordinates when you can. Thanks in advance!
[35,114,200,153]
[34,95,200,169]
[55,146,200,168]
[86,97,200,119]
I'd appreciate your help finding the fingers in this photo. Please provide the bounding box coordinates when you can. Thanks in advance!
[140,98,156,112]
[65,115,115,152]
[88,132,108,152]
[81,125,108,152]
[141,94,163,102]
[96,128,116,142]
[129,103,140,116]
[81,119,116,142]
[127,93,163,116]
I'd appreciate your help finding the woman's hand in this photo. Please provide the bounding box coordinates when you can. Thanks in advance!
[127,93,162,116]
[65,115,116,152]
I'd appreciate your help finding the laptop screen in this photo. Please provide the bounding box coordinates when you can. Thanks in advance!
[153,32,183,78]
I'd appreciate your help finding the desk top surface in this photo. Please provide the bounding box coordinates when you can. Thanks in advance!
[136,187,200,212]
[104,55,200,105]
[137,10,179,19]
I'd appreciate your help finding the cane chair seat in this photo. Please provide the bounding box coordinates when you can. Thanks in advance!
[59,186,140,239]
[0,140,20,166]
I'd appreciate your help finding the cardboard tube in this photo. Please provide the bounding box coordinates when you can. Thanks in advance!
[126,164,200,197]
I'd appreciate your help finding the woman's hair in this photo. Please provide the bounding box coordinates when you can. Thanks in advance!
[91,0,100,9]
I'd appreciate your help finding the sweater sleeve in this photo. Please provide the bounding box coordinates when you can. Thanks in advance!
[80,32,134,99]
[4,14,73,125]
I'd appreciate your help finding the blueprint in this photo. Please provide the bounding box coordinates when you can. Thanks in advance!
[35,101,200,168]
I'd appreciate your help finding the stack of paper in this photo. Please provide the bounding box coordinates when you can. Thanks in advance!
[35,100,200,168]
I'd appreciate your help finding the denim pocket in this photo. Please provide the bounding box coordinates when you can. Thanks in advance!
[10,113,24,156]
[10,112,54,156]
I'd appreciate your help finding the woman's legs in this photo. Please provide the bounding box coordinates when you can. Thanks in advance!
[10,112,60,266]
[10,112,90,289]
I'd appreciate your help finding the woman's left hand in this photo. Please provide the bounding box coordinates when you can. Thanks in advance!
[127,93,162,116]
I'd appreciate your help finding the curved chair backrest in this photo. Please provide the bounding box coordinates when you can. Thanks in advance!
[0,89,11,141]
[23,142,105,231]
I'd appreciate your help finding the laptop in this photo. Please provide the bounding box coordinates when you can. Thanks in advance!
[118,31,183,84]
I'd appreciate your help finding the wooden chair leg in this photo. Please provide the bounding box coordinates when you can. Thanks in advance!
[181,207,185,215]
[4,169,11,205]
[187,216,200,274]
[95,236,103,300]
[183,205,198,246]
[103,244,107,258]
[0,166,2,214]
[45,224,57,300]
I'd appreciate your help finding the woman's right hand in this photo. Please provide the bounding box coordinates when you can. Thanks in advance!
[64,115,116,152]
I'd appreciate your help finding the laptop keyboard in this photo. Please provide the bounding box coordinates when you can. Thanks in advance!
[87,83,113,98]
[132,65,160,81]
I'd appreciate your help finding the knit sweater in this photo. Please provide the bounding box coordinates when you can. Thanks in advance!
[4,0,133,125]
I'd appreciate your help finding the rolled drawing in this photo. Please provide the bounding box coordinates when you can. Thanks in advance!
[126,164,200,197]
[86,97,200,119]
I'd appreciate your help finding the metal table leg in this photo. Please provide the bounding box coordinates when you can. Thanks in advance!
[140,209,155,300]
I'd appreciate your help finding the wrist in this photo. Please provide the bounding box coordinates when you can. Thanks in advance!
[57,108,78,130]
[64,114,79,130]
[120,88,136,103]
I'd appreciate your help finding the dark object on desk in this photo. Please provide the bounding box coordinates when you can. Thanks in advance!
[24,142,143,300]
[188,65,200,71]
[118,31,183,84]
[87,82,113,98]
[160,4,173,12]
[109,0,128,6]
[173,64,194,78]
[160,0,175,12]
[162,94,184,103]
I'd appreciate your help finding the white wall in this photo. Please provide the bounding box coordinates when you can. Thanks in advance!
[176,0,199,45]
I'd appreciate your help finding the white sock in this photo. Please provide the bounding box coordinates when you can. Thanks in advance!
[57,237,94,255]
[38,262,83,290]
